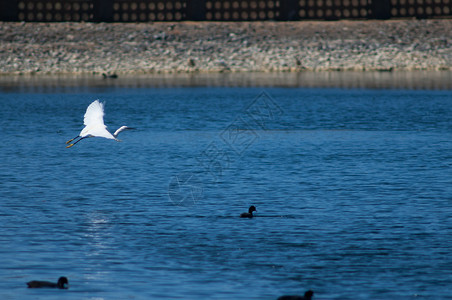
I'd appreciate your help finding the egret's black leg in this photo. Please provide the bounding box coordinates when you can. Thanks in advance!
[66,136,87,148]
[66,135,80,144]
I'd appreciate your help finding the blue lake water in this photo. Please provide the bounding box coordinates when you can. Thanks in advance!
[0,86,451,299]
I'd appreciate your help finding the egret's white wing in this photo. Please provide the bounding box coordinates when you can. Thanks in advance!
[79,100,115,139]
[84,100,105,127]
[87,126,116,140]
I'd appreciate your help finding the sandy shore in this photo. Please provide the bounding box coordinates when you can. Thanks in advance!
[1,20,452,75]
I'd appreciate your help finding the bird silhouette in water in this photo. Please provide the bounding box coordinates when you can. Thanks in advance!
[102,73,118,79]
[240,205,257,218]
[26,277,69,289]
[277,290,314,300]
[66,100,134,148]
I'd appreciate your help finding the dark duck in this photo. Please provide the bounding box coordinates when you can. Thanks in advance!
[240,205,256,218]
[26,277,68,289]
[277,290,314,300]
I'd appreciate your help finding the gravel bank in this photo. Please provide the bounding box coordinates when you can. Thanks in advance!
[1,20,452,75]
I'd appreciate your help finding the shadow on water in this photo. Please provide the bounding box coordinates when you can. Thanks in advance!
[1,71,452,92]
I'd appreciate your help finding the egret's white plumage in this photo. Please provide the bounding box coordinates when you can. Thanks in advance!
[66,100,133,148]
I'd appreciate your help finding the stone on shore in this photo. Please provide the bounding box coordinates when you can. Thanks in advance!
[0,20,451,75]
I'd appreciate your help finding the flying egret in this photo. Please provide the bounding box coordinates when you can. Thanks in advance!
[66,100,133,148]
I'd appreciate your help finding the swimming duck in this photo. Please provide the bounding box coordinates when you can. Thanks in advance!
[240,205,256,218]
[26,277,68,289]
[277,290,314,300]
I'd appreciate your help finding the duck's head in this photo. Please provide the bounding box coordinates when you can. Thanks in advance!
[57,277,69,289]
[249,205,257,213]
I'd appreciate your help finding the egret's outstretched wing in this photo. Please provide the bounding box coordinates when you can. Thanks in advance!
[79,100,115,139]
[88,126,116,140]
[84,100,105,127]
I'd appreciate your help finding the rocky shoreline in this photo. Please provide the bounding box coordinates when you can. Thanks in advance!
[1,20,452,75]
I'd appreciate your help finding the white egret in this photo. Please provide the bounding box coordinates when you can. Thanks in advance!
[66,100,133,148]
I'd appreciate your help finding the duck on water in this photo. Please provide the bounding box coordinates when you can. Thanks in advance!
[277,290,314,300]
[240,205,257,218]
[26,277,68,289]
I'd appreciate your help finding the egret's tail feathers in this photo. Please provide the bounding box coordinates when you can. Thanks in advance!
[66,143,75,148]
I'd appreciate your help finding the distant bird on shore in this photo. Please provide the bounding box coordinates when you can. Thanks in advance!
[277,290,314,300]
[66,100,134,148]
[240,205,256,218]
[102,73,118,79]
[26,277,68,289]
